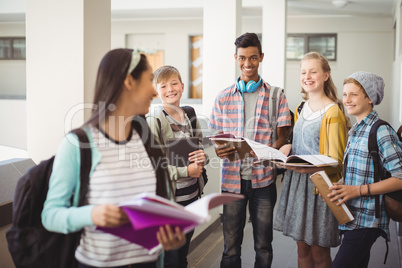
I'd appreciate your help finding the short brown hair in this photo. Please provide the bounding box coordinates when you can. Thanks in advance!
[343,77,372,107]
[343,77,369,99]
[153,65,182,86]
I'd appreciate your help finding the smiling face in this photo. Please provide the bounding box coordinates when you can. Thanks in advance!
[300,59,329,95]
[343,81,373,122]
[156,74,184,107]
[235,46,264,83]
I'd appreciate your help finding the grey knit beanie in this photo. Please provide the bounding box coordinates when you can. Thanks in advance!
[348,71,385,105]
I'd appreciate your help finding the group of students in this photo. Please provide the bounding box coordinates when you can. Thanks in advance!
[40,31,402,268]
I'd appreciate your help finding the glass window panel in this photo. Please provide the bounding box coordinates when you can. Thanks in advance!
[287,36,305,60]
[12,39,26,59]
[0,39,11,59]
[308,36,336,60]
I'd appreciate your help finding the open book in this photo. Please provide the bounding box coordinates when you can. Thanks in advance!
[310,171,354,225]
[97,192,243,253]
[254,147,338,167]
[208,133,338,167]
[208,133,273,161]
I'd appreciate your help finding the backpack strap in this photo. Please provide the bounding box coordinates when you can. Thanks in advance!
[70,128,92,206]
[397,125,402,141]
[297,101,305,115]
[368,119,392,219]
[269,86,282,144]
[181,106,197,137]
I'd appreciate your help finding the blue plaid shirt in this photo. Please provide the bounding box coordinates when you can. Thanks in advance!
[340,111,402,240]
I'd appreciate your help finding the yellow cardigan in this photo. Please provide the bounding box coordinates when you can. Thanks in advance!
[295,103,347,182]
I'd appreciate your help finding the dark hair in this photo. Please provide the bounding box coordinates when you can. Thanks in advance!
[234,32,262,55]
[131,115,173,199]
[84,49,172,199]
[86,49,148,128]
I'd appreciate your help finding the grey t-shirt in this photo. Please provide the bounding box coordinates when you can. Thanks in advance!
[240,89,260,180]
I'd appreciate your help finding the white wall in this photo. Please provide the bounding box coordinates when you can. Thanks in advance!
[0,22,26,97]
[111,19,202,100]
[0,99,26,149]
[286,16,394,124]
[0,14,398,151]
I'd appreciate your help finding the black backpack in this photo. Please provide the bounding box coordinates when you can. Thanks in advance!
[6,128,92,268]
[368,119,402,222]
[181,106,209,188]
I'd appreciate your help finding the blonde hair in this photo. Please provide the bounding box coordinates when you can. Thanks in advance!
[153,65,183,86]
[301,52,351,129]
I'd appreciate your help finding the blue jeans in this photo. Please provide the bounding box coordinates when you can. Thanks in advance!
[332,228,381,268]
[77,261,157,268]
[163,229,194,268]
[220,179,276,268]
[164,195,198,268]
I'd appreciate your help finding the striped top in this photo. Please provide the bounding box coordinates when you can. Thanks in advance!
[75,126,160,267]
[340,111,402,240]
[209,79,291,193]
[163,108,199,204]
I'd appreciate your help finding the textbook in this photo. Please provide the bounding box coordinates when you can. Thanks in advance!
[97,192,244,253]
[254,147,338,168]
[310,171,354,225]
[208,133,271,161]
[208,133,338,167]
[166,137,200,167]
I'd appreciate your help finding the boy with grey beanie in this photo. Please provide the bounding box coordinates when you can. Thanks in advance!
[328,71,402,267]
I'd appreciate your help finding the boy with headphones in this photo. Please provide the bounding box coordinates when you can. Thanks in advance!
[209,32,291,268]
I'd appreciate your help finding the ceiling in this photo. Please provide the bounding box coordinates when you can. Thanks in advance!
[0,0,398,23]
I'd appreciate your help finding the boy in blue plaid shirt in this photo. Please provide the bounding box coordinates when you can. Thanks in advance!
[328,71,402,267]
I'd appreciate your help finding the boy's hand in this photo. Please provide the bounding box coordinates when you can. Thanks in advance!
[215,143,237,160]
[187,162,203,177]
[189,149,206,165]
[328,184,360,205]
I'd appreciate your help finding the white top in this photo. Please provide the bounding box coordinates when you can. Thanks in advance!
[75,127,160,267]
[303,100,336,120]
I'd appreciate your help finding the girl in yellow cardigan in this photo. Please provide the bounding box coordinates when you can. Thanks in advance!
[273,52,349,268]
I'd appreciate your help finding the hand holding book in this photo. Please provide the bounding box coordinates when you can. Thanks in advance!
[310,171,354,224]
[97,192,244,253]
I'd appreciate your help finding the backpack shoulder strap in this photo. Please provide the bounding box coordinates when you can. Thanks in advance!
[70,128,92,206]
[297,101,305,115]
[181,106,197,137]
[397,125,402,141]
[368,119,392,218]
[269,86,283,144]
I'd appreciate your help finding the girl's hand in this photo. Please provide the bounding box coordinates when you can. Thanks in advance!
[91,205,129,227]
[187,162,203,177]
[328,184,360,205]
[157,225,186,251]
[276,164,323,174]
[279,144,292,156]
[189,149,206,165]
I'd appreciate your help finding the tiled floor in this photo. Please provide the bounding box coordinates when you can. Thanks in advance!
[188,178,402,268]
[188,219,401,268]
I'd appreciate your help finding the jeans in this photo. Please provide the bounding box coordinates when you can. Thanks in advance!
[77,261,157,268]
[164,230,194,268]
[332,228,381,268]
[164,195,198,268]
[220,179,277,268]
